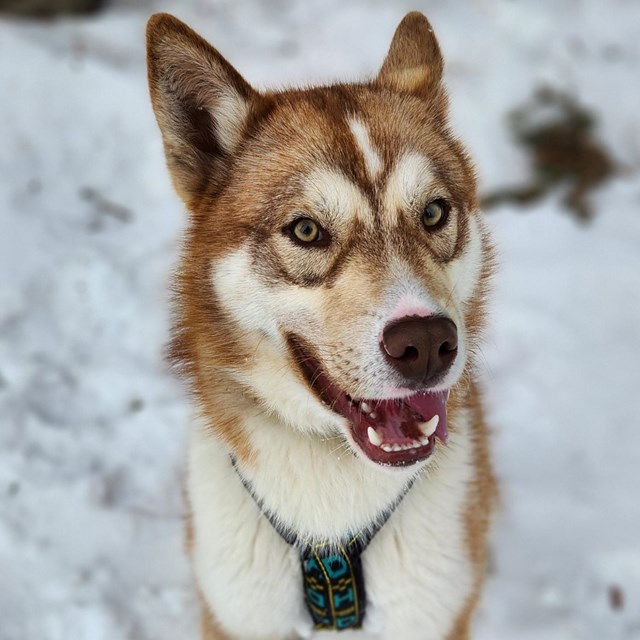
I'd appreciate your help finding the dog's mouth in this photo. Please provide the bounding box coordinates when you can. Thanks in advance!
[289,337,448,468]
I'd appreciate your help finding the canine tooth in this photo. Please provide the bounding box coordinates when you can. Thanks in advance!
[367,427,382,447]
[360,402,371,413]
[419,415,439,438]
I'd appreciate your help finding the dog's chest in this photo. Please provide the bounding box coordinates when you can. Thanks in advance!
[188,420,475,640]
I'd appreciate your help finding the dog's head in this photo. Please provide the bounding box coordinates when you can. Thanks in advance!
[147,12,494,472]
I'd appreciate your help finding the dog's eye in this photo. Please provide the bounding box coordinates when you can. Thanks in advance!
[287,218,329,247]
[422,199,450,230]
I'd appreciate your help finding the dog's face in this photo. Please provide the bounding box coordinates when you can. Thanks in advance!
[147,13,493,472]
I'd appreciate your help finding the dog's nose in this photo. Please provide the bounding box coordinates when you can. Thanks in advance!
[381,316,458,385]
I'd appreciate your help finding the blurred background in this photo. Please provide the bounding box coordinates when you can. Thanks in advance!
[1,1,639,638]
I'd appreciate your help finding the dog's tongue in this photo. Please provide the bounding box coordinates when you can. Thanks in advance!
[367,393,447,442]
[363,391,449,443]
[404,391,449,442]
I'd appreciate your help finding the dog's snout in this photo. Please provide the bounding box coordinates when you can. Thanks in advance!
[381,316,458,385]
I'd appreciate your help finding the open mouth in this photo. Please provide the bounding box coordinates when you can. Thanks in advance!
[289,337,448,467]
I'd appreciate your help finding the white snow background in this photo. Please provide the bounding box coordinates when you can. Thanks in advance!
[1,1,639,638]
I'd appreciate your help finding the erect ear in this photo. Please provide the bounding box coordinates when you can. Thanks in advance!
[375,12,445,101]
[146,14,260,206]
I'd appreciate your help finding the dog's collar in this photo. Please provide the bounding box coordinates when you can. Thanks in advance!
[231,456,414,631]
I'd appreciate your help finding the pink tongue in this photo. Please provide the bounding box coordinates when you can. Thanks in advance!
[406,390,449,442]
[368,391,449,443]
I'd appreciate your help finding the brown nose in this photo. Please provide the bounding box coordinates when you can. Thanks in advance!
[381,316,458,385]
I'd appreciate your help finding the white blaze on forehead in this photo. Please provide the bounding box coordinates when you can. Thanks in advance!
[348,117,383,180]
[303,167,373,228]
[382,152,436,227]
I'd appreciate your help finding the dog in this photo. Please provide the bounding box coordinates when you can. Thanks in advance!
[146,11,496,639]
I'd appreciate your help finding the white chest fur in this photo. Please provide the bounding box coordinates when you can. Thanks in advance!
[188,408,475,640]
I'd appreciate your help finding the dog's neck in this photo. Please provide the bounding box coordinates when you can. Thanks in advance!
[231,402,418,543]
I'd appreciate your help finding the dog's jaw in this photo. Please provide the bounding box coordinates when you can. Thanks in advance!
[288,334,450,469]
[208,244,478,472]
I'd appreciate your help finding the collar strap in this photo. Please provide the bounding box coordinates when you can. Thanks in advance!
[231,456,414,631]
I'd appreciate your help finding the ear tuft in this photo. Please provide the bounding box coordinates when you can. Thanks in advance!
[376,12,444,100]
[146,13,258,205]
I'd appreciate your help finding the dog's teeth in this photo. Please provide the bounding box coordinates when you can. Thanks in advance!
[370,412,377,419]
[367,427,382,447]
[394,439,426,451]
[360,402,371,413]
[378,438,432,452]
[419,415,439,438]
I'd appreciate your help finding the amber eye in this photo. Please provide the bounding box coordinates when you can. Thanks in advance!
[422,199,450,230]
[287,218,329,247]
[293,218,319,242]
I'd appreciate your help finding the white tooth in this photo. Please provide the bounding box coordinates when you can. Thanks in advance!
[370,412,377,419]
[367,427,382,447]
[419,435,430,446]
[360,402,371,413]
[381,443,393,452]
[391,444,401,452]
[419,415,439,438]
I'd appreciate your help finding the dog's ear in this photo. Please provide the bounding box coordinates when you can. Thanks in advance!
[146,14,260,205]
[375,12,445,103]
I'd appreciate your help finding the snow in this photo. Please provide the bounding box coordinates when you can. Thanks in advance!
[1,1,639,638]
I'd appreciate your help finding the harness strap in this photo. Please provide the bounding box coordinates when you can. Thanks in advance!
[231,457,414,630]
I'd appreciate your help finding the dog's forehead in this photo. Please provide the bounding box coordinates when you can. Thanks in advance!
[261,88,425,173]
[251,88,475,219]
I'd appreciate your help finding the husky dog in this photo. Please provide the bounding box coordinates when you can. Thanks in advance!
[147,11,495,640]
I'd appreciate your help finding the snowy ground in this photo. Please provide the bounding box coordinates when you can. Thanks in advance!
[1,1,639,639]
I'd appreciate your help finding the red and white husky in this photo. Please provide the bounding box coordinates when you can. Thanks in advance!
[147,11,495,640]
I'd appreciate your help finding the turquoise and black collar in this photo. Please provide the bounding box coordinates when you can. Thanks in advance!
[231,458,414,631]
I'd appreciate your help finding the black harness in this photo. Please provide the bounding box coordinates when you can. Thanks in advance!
[231,458,414,631]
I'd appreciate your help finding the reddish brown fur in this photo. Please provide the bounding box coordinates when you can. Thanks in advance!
[166,81,486,413]
[445,382,497,640]
[201,599,232,640]
[147,11,496,639]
